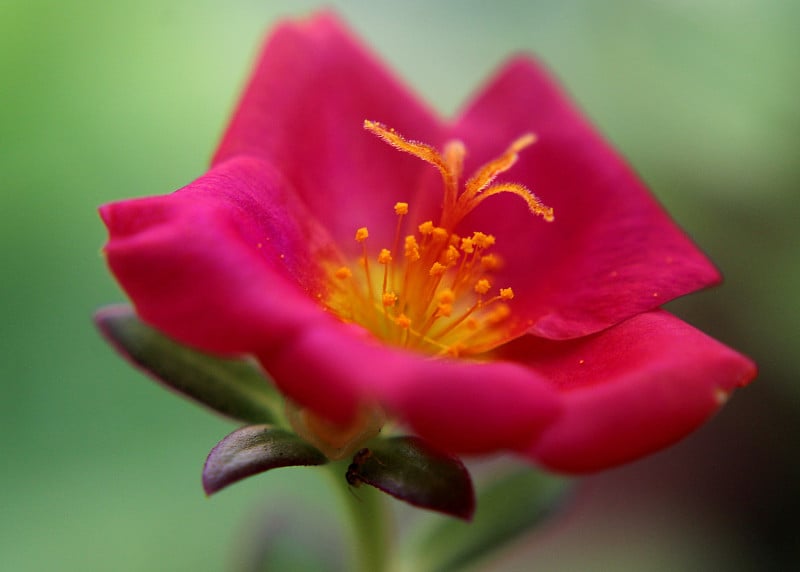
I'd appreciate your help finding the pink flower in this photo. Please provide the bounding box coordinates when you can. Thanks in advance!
[100,12,755,472]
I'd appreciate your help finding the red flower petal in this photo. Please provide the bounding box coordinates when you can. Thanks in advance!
[449,57,721,340]
[262,319,562,451]
[101,156,335,355]
[497,310,756,472]
[212,12,446,248]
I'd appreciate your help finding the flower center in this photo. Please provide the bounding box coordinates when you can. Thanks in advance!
[324,121,554,357]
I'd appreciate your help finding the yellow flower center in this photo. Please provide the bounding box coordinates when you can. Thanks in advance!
[323,120,554,357]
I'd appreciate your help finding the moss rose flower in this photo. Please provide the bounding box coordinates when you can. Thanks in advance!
[100,12,755,472]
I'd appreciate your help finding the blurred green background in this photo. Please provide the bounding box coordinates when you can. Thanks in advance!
[1,0,797,570]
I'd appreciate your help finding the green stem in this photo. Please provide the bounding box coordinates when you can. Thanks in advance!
[324,462,392,572]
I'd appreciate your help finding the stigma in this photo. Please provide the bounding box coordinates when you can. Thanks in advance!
[323,121,553,357]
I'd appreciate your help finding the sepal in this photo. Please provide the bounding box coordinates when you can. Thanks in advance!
[345,436,475,521]
[95,305,279,424]
[203,424,328,495]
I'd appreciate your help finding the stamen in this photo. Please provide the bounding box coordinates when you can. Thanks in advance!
[474,279,491,295]
[390,203,407,288]
[404,235,420,261]
[377,249,392,264]
[355,227,375,305]
[418,221,434,235]
[378,248,392,294]
[355,227,369,242]
[429,262,447,277]
[326,122,555,357]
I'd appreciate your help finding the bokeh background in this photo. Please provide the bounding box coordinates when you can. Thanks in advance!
[1,0,797,570]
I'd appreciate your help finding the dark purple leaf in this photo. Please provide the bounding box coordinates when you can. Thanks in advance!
[203,425,327,495]
[346,436,475,520]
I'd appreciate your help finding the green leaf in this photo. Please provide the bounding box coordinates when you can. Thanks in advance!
[203,425,327,495]
[346,436,475,521]
[95,305,279,424]
[411,468,572,572]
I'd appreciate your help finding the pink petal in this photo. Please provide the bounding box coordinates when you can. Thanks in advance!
[449,57,721,339]
[262,319,562,451]
[212,12,446,248]
[497,310,756,472]
[100,156,336,356]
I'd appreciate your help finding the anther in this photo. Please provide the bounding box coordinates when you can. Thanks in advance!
[377,249,392,264]
[480,254,501,270]
[404,235,420,260]
[474,279,491,295]
[429,262,446,277]
[444,245,460,266]
[438,289,455,304]
[418,221,434,235]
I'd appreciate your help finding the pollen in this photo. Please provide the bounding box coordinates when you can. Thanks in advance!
[430,262,447,277]
[404,235,420,261]
[418,221,434,235]
[438,289,455,304]
[474,279,491,295]
[480,254,501,270]
[377,248,392,264]
[335,267,352,280]
[472,232,495,249]
[323,121,554,356]
[500,287,514,300]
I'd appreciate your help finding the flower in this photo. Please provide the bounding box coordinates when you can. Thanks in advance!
[99,12,755,472]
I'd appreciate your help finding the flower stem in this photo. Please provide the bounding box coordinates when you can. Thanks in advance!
[324,462,392,572]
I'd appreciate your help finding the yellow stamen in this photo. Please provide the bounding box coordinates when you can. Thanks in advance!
[480,254,501,270]
[474,279,491,295]
[418,221,434,235]
[324,121,555,356]
[429,262,446,277]
[438,288,455,304]
[404,235,420,260]
[377,249,392,264]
